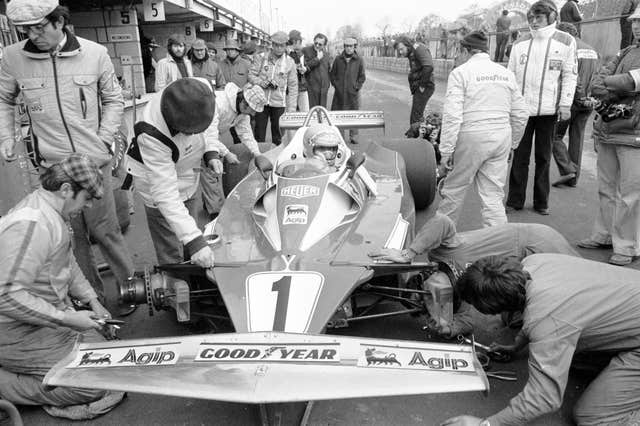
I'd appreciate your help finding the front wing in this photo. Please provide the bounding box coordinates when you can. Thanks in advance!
[44,332,488,404]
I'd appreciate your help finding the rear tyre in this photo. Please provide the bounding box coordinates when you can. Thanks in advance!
[222,142,275,196]
[383,139,437,210]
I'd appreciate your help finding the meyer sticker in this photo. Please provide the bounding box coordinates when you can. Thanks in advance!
[283,204,308,225]
[69,343,181,368]
[195,343,340,362]
[358,345,475,372]
[280,185,319,199]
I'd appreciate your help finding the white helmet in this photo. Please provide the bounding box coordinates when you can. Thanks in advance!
[302,124,345,168]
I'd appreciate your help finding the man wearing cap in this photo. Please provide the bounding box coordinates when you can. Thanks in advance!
[249,31,298,145]
[394,35,436,134]
[155,33,193,92]
[200,82,267,217]
[288,29,309,112]
[125,78,217,267]
[0,0,134,314]
[241,40,259,68]
[302,33,331,108]
[189,38,225,90]
[330,37,366,144]
[437,31,528,227]
[576,6,640,266]
[0,153,125,418]
[220,39,251,88]
[506,1,577,216]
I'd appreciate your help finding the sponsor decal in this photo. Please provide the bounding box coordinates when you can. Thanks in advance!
[29,102,44,114]
[357,345,474,372]
[195,343,340,363]
[519,54,528,65]
[280,185,319,199]
[283,204,308,225]
[69,343,181,368]
[548,59,563,71]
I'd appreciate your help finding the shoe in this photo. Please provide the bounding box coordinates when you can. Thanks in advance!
[577,238,613,249]
[505,205,522,213]
[534,208,549,215]
[608,254,634,266]
[552,173,576,187]
[116,304,137,317]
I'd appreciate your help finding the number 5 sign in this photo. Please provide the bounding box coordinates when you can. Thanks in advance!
[246,272,323,333]
[143,0,165,21]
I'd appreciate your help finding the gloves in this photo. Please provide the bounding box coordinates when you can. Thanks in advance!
[190,245,215,268]
[208,158,223,174]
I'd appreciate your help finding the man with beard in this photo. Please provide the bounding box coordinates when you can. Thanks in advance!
[155,33,192,91]
[189,38,225,89]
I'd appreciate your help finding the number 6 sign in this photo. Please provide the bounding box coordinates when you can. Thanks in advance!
[246,272,324,333]
[143,0,165,21]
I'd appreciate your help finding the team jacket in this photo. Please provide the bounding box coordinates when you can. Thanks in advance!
[206,82,260,157]
[591,43,640,148]
[154,54,194,91]
[0,30,123,168]
[249,52,298,111]
[507,23,577,117]
[489,254,640,425]
[126,78,217,254]
[0,189,97,327]
[440,53,528,156]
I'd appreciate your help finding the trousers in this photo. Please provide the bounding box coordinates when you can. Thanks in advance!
[552,109,591,183]
[495,33,509,62]
[145,197,198,265]
[507,115,557,210]
[200,161,225,215]
[307,88,328,109]
[589,143,640,256]
[255,105,285,146]
[410,85,435,125]
[437,128,511,227]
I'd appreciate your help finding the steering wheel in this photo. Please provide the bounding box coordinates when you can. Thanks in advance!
[286,163,327,178]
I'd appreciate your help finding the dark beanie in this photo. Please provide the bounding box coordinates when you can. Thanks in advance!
[161,79,215,134]
[461,31,488,52]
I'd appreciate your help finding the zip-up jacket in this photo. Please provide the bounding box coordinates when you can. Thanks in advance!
[125,78,218,254]
[154,54,193,91]
[0,189,98,327]
[507,23,577,116]
[407,42,435,94]
[205,82,260,157]
[191,57,225,89]
[440,53,528,156]
[572,38,598,110]
[220,57,251,88]
[0,30,123,168]
[249,52,298,111]
[591,43,640,148]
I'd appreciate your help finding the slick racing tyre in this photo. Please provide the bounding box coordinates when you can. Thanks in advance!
[222,142,275,196]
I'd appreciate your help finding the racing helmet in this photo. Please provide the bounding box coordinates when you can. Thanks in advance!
[302,124,345,168]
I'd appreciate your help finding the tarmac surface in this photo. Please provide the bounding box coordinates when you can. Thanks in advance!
[15,68,639,426]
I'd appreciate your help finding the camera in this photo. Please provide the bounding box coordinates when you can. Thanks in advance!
[594,99,634,122]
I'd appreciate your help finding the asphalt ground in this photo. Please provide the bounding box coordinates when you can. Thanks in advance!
[15,68,639,426]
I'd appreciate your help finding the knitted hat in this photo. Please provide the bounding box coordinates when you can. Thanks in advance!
[344,37,357,46]
[59,153,104,199]
[192,38,207,50]
[7,0,58,26]
[288,30,302,43]
[161,78,215,134]
[243,84,266,113]
[460,31,488,52]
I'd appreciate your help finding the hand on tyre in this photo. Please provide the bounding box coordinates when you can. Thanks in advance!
[224,152,239,164]
[208,158,224,174]
[190,245,215,268]
[0,140,17,161]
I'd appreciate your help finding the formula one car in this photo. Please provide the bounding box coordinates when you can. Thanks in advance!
[45,107,488,425]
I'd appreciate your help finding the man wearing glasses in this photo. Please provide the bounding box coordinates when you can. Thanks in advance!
[0,0,134,316]
[303,33,332,108]
[249,31,298,145]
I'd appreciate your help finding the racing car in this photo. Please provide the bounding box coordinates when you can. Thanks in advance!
[45,107,488,425]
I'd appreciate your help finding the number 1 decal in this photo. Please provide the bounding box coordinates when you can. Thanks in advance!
[246,272,324,333]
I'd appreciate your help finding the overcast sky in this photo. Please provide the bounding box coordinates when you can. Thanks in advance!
[273,0,501,39]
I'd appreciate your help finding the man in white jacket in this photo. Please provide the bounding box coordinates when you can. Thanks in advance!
[125,78,217,267]
[506,0,577,215]
[437,31,528,227]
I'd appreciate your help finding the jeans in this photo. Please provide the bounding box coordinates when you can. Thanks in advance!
[507,115,557,210]
[297,91,310,112]
[494,33,509,62]
[255,105,285,145]
[410,85,435,125]
[145,197,198,265]
[552,109,591,183]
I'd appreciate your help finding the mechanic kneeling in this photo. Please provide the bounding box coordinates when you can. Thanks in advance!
[0,155,124,420]
[442,254,640,426]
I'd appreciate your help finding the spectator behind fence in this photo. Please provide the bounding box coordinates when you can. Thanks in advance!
[551,22,598,189]
[495,10,511,62]
[506,1,577,216]
[560,0,583,35]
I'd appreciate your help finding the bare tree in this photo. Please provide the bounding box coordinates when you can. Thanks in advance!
[376,16,392,38]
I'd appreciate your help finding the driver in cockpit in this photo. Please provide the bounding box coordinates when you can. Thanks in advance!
[280,123,347,177]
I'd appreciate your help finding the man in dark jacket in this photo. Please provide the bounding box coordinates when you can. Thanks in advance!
[495,10,511,62]
[560,0,583,34]
[330,37,366,143]
[303,33,331,108]
[394,36,435,133]
[551,23,598,188]
[621,0,640,49]
[288,29,309,112]
[188,38,225,89]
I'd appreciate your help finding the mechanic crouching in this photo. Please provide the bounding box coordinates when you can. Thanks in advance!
[125,78,217,267]
[441,254,640,426]
[0,154,124,420]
